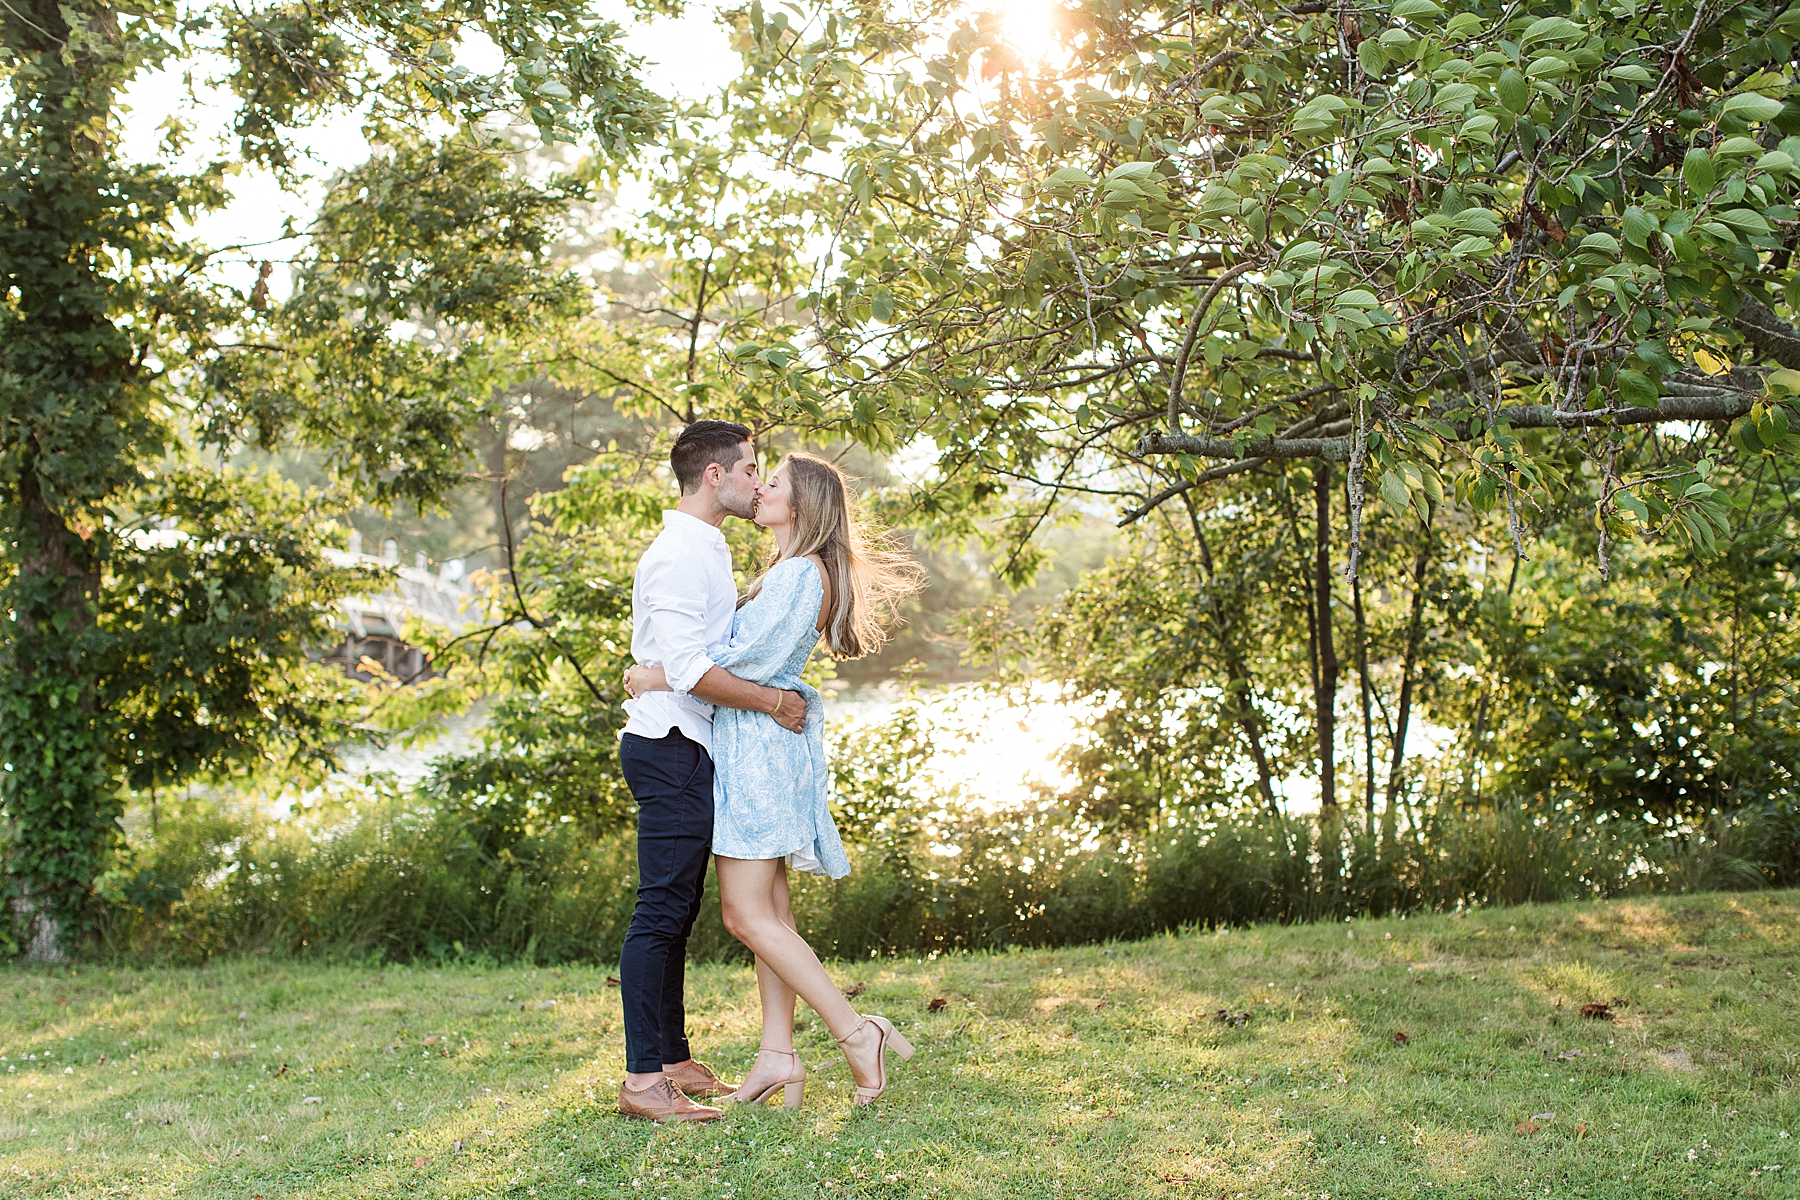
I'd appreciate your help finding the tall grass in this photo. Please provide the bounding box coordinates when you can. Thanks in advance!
[97,782,1784,965]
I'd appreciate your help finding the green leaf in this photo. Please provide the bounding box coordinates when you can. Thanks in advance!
[1497,69,1530,114]
[1616,369,1659,407]
[1107,161,1157,180]
[1449,207,1501,235]
[1359,39,1388,76]
[1621,207,1657,247]
[1434,82,1478,109]
[1717,136,1764,157]
[1391,0,1442,17]
[1716,208,1773,235]
[1379,470,1412,511]
[1683,148,1716,194]
[1460,112,1498,142]
[1443,11,1483,37]
[1579,232,1621,254]
[1721,92,1786,122]
[1759,403,1791,444]
[1520,15,1584,46]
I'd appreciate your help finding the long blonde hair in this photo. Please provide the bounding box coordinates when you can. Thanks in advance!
[742,452,926,659]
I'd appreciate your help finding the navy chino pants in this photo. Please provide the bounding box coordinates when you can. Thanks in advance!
[617,729,715,1074]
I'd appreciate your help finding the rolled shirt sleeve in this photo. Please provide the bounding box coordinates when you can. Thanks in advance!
[637,554,718,694]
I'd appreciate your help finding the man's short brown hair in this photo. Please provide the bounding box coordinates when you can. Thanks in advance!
[670,420,753,493]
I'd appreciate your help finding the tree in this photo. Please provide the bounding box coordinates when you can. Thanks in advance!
[593,0,1800,817]
[0,0,662,955]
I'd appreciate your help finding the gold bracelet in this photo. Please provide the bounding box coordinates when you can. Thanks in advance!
[771,689,784,719]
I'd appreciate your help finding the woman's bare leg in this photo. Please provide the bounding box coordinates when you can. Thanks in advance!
[757,868,800,1051]
[716,855,884,1089]
[734,866,802,1098]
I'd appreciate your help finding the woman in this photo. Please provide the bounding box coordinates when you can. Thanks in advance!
[623,451,925,1108]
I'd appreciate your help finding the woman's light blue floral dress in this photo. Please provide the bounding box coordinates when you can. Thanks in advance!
[708,558,850,878]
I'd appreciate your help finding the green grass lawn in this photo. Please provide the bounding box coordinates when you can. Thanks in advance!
[2,891,1796,1199]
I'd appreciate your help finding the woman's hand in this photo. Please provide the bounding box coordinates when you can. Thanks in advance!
[623,664,671,698]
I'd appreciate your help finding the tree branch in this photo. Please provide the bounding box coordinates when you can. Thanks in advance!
[1137,394,1758,461]
[1730,295,1800,370]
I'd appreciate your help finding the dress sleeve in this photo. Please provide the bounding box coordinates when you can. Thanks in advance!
[712,559,823,684]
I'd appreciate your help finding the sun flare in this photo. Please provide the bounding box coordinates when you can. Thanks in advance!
[999,0,1064,63]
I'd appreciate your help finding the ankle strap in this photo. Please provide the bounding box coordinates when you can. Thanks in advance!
[757,1045,800,1057]
[833,1017,871,1046]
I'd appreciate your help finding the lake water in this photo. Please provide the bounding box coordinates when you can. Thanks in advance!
[325,683,1451,816]
[326,684,1085,811]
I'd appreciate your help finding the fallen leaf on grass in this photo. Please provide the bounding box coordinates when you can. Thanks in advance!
[1532,1112,1554,1121]
[1093,1000,1110,1011]
[1216,1009,1251,1027]
[1579,1003,1614,1020]
[605,977,621,987]
[301,1096,322,1105]
[453,1140,465,1156]
[422,1036,439,1046]
[1576,1124,1589,1139]
[927,998,948,1013]
[843,982,868,999]
[1391,1031,1410,1046]
[274,1064,287,1078]
[1553,1048,1583,1061]
[413,1157,429,1167]
[1158,1172,1192,1184]
[1516,1120,1540,1135]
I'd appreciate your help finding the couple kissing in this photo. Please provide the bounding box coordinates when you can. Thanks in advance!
[614,420,924,1122]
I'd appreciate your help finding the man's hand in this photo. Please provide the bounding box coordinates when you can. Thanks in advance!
[770,689,806,734]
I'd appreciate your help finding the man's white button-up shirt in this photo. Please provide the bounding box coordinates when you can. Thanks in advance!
[621,509,738,753]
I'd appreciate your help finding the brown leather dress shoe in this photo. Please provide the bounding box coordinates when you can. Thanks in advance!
[617,1077,723,1123]
[663,1058,734,1099]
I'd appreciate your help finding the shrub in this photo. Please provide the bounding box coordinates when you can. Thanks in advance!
[97,783,1784,965]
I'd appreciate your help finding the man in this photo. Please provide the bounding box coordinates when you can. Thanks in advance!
[615,420,807,1123]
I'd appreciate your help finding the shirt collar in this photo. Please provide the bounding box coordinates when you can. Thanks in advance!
[663,508,728,547]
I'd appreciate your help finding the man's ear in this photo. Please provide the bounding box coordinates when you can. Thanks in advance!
[701,462,723,490]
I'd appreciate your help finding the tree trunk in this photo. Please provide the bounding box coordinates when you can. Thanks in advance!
[1183,498,1280,816]
[1384,515,1434,842]
[1465,551,1521,807]
[1312,464,1338,816]
[1312,464,1341,897]
[489,413,512,565]
[1351,552,1375,822]
[0,0,133,957]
